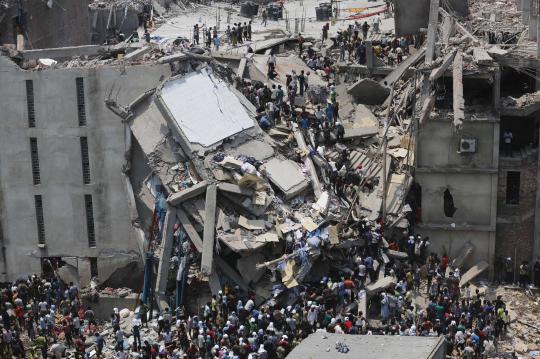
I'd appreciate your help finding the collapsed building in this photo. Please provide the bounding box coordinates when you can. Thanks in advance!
[1,0,540,347]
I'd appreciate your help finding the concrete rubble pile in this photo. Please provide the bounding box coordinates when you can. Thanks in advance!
[93,11,422,326]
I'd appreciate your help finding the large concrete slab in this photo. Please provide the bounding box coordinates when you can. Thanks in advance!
[347,78,390,105]
[459,261,489,286]
[264,158,310,199]
[288,333,445,359]
[228,139,275,161]
[160,69,254,148]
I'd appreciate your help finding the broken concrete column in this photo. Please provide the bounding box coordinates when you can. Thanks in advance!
[167,181,208,206]
[453,51,465,130]
[201,184,217,276]
[155,207,177,305]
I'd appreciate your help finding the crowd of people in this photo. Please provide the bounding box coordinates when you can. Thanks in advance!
[0,230,514,359]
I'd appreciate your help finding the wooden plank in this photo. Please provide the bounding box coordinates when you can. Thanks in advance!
[453,51,465,130]
[201,184,217,276]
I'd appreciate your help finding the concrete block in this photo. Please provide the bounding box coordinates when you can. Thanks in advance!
[237,253,266,284]
[459,261,489,286]
[218,182,254,197]
[264,158,310,199]
[347,78,390,105]
[366,276,397,295]
[472,48,493,66]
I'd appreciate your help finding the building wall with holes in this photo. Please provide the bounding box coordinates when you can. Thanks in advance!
[496,152,539,267]
[0,55,170,282]
[415,111,499,276]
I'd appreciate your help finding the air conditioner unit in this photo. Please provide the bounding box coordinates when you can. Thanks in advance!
[459,138,477,153]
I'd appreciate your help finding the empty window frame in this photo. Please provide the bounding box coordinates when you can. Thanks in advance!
[506,171,520,205]
[76,77,87,126]
[34,195,45,245]
[80,137,90,184]
[89,257,98,277]
[30,137,41,185]
[26,80,35,128]
[84,194,96,247]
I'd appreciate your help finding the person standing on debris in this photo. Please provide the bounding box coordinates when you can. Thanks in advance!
[267,51,276,76]
[115,327,125,351]
[503,129,513,157]
[361,21,370,40]
[206,27,212,48]
[232,24,238,46]
[262,9,268,26]
[519,261,530,287]
[238,23,244,43]
[132,315,142,350]
[335,121,345,141]
[95,332,105,356]
[213,35,221,52]
[322,23,329,41]
[373,14,382,34]
[139,300,148,327]
[194,24,200,45]
[297,33,305,55]
[298,70,306,96]
[248,21,252,40]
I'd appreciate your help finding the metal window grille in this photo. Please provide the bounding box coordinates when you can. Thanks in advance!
[80,137,90,184]
[26,80,35,128]
[76,77,87,126]
[30,137,41,185]
[85,194,96,247]
[34,195,45,245]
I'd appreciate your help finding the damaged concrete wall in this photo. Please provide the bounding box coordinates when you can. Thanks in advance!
[394,0,469,35]
[415,114,499,275]
[0,0,90,49]
[416,228,493,274]
[0,60,171,281]
[496,153,539,264]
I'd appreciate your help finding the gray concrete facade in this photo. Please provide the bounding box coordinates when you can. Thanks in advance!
[0,55,170,282]
[415,73,500,275]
